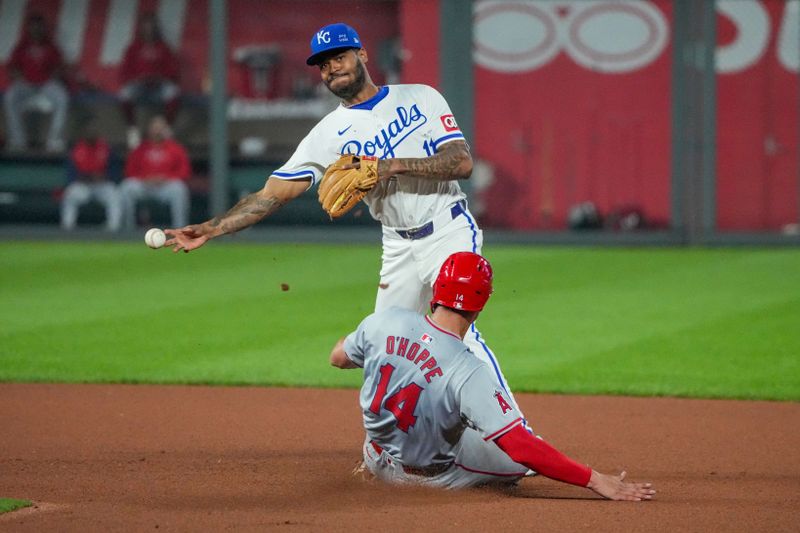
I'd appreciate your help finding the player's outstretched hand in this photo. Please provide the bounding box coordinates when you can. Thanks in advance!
[164,225,210,253]
[587,470,655,501]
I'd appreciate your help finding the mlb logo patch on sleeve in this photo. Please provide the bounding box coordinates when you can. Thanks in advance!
[440,115,459,132]
[420,333,433,344]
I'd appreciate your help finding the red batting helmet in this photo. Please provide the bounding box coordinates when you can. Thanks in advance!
[431,252,494,312]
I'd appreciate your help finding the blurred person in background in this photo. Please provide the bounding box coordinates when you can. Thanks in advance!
[60,119,121,231]
[119,13,181,149]
[3,13,69,153]
[119,115,191,229]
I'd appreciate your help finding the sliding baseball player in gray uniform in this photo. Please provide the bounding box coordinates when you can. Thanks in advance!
[330,252,656,500]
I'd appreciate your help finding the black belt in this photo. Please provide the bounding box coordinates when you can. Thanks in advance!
[370,441,452,477]
[395,200,466,240]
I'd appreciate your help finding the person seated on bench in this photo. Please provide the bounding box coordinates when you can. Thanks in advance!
[119,115,190,229]
[3,13,68,153]
[119,13,181,149]
[61,119,121,231]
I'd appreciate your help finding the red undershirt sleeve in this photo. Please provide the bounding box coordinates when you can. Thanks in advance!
[494,425,592,487]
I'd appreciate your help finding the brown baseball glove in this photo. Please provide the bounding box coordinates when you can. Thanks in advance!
[318,154,379,218]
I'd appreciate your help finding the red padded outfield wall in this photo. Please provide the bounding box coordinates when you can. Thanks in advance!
[716,0,799,231]
[402,0,799,231]
[2,0,797,231]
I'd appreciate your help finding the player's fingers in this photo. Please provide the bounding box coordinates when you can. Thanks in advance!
[624,483,656,500]
[637,484,656,495]
[618,470,627,481]
[616,486,649,502]
[166,225,197,235]
[605,490,638,502]
[626,481,653,491]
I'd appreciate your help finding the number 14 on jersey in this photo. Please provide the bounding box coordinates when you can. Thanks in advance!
[369,364,423,433]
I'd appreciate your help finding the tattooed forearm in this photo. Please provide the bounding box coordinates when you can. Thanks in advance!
[386,141,472,181]
[208,192,285,235]
[403,149,468,179]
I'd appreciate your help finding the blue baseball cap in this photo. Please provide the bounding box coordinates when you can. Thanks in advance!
[306,22,362,66]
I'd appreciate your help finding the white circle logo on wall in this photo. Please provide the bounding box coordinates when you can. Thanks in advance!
[474,1,669,74]
[473,1,561,72]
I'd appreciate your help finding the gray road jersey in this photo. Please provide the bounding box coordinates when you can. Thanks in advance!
[344,307,523,468]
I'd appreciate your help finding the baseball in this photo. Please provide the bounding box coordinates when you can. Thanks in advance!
[144,228,166,249]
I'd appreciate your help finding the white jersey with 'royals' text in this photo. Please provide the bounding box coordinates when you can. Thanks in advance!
[271,84,467,229]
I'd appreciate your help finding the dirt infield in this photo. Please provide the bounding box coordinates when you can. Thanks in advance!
[1,384,798,532]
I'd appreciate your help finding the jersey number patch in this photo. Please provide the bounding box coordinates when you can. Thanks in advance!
[369,364,423,433]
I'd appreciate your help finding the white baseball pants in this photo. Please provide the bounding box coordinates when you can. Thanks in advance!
[119,178,189,229]
[118,80,180,102]
[375,201,527,421]
[61,182,122,231]
[3,79,68,148]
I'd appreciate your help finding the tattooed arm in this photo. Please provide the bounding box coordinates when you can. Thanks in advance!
[164,177,309,253]
[378,140,473,181]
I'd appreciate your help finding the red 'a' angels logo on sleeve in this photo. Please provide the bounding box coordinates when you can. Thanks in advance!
[494,391,512,414]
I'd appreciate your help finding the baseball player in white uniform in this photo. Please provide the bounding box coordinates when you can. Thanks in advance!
[330,252,656,500]
[165,23,522,415]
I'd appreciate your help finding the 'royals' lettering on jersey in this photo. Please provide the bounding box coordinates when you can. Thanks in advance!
[339,101,426,159]
[271,84,468,228]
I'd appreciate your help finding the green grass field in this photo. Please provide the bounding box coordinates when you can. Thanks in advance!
[0,498,32,514]
[1,241,798,400]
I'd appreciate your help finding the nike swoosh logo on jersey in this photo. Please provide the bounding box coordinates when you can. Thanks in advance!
[338,125,353,136]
